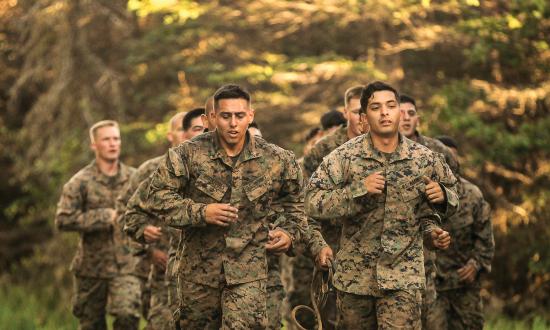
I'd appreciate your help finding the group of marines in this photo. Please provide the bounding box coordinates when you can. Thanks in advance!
[55,81,495,330]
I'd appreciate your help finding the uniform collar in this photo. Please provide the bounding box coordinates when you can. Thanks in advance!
[360,132,414,164]
[90,160,131,185]
[208,130,261,167]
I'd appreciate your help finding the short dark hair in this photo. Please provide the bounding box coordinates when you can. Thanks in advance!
[213,84,251,110]
[436,135,459,150]
[182,108,205,131]
[249,121,259,129]
[304,127,321,143]
[399,94,416,108]
[359,81,400,113]
[344,85,364,108]
[320,110,346,130]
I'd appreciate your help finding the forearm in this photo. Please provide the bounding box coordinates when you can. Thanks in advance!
[55,208,114,232]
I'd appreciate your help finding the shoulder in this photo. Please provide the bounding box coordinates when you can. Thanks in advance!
[120,162,136,176]
[138,155,164,172]
[405,136,436,157]
[461,177,484,200]
[63,163,95,192]
[256,137,296,162]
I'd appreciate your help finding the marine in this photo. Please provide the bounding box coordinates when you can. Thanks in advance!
[432,136,495,330]
[305,81,458,329]
[55,120,140,330]
[125,84,322,329]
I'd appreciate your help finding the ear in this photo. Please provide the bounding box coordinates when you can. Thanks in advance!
[90,142,97,152]
[200,114,208,129]
[343,107,350,120]
[167,131,174,144]
[249,108,255,124]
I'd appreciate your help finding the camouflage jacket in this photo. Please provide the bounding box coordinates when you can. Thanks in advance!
[436,177,494,290]
[303,125,349,180]
[119,155,175,280]
[125,131,310,288]
[55,161,136,278]
[303,125,349,252]
[305,133,458,295]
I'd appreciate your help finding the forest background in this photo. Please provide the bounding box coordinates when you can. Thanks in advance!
[0,0,549,329]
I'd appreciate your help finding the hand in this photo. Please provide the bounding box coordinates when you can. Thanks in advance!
[109,208,118,223]
[423,176,445,204]
[265,230,292,255]
[143,225,162,243]
[316,246,334,270]
[457,263,477,283]
[151,248,168,271]
[205,203,238,227]
[365,171,385,194]
[431,227,451,250]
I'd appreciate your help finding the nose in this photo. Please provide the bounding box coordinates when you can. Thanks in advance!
[229,115,237,127]
[380,105,390,116]
[401,110,409,120]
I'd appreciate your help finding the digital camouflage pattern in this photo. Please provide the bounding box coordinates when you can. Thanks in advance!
[125,131,310,327]
[305,132,458,296]
[432,177,494,330]
[336,289,422,329]
[303,125,349,252]
[119,155,175,330]
[412,132,459,330]
[267,254,285,330]
[55,161,141,329]
[56,160,137,278]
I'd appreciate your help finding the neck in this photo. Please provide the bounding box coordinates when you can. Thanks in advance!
[407,130,419,142]
[371,132,399,153]
[219,135,246,157]
[96,157,119,176]
[347,126,358,140]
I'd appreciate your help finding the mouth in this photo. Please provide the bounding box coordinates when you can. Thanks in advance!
[401,124,410,129]
[227,131,239,138]
[380,120,392,127]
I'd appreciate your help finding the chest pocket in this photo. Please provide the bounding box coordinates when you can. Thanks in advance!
[194,175,228,203]
[399,176,425,203]
[244,177,272,217]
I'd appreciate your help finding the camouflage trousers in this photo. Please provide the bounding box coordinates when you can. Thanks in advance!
[146,273,174,330]
[177,278,268,329]
[430,287,483,330]
[267,284,285,330]
[421,254,438,330]
[72,275,141,330]
[336,289,422,330]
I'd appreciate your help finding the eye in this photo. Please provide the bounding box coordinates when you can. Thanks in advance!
[236,113,246,119]
[221,114,230,119]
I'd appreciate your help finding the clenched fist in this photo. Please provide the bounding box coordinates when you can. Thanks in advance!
[423,176,445,204]
[205,203,238,227]
[365,171,385,194]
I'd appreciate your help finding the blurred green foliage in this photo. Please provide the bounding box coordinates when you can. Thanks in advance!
[0,0,549,325]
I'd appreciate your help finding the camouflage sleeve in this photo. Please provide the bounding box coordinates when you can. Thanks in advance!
[302,147,322,182]
[303,217,329,258]
[305,154,367,220]
[272,151,309,244]
[55,179,114,232]
[421,213,443,251]
[125,148,207,230]
[431,153,459,218]
[470,197,494,273]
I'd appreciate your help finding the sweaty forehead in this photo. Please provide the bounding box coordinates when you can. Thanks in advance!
[369,90,397,104]
[217,98,250,112]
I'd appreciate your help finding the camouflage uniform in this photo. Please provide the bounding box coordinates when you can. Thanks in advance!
[432,177,494,330]
[55,161,141,330]
[305,133,458,330]
[412,131,459,330]
[125,131,314,329]
[120,155,175,330]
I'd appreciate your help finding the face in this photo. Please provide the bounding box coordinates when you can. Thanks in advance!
[399,102,419,138]
[184,116,205,140]
[214,98,254,148]
[167,117,187,147]
[91,126,121,162]
[345,97,366,138]
[361,90,400,138]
